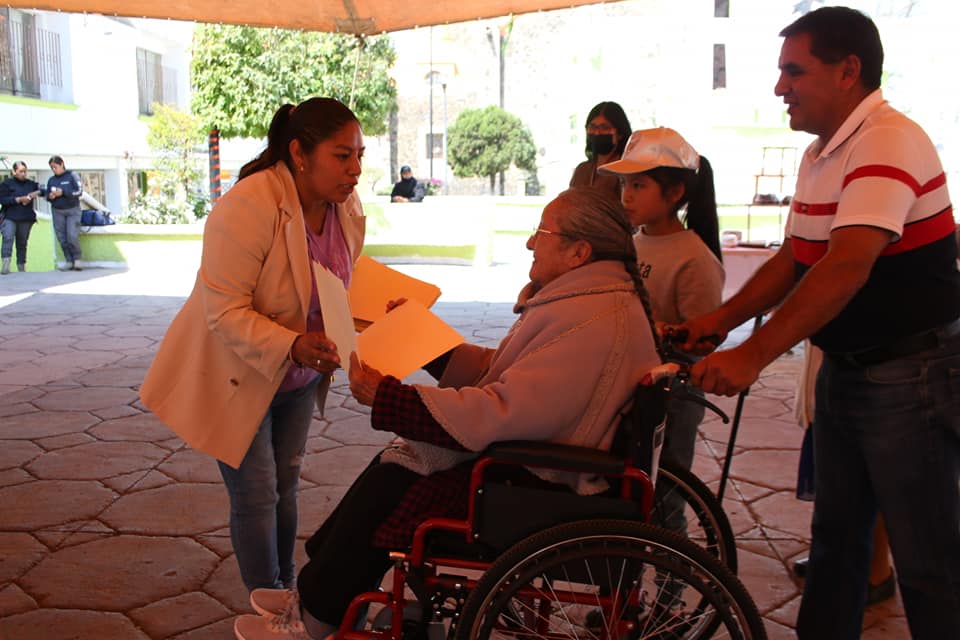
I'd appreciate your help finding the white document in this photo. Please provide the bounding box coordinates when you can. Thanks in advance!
[313,263,360,376]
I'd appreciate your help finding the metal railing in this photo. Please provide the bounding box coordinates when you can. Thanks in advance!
[0,17,62,97]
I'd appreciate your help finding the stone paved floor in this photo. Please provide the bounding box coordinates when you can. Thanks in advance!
[0,262,908,639]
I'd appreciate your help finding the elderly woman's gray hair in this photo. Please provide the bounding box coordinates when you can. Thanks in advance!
[553,186,660,355]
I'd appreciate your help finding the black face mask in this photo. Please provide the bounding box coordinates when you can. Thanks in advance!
[586,133,615,156]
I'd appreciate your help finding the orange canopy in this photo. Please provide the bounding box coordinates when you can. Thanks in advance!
[8,0,614,34]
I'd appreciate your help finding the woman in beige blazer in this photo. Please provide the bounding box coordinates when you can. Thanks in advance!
[140,97,366,592]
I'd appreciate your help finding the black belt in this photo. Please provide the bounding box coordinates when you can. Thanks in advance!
[827,318,960,368]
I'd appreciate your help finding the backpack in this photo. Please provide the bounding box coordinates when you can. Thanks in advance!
[80,209,115,226]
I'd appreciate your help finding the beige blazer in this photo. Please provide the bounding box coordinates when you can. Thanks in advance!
[140,163,365,468]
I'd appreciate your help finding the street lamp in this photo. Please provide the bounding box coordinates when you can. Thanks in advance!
[441,80,448,195]
[428,26,434,180]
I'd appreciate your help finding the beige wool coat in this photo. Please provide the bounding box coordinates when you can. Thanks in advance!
[140,163,365,468]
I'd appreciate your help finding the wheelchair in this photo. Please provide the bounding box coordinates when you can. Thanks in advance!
[335,376,765,640]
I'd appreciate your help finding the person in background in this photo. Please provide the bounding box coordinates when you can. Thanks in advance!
[232,187,661,640]
[0,161,42,274]
[599,127,723,529]
[140,97,366,595]
[675,7,960,637]
[390,165,420,202]
[46,155,83,271]
[569,101,632,201]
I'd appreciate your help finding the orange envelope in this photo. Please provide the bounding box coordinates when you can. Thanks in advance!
[348,255,442,327]
[356,299,464,380]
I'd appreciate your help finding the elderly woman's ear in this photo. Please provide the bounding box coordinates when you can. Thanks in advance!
[568,238,593,267]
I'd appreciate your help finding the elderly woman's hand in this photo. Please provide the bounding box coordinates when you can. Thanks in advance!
[349,352,384,406]
[291,332,340,373]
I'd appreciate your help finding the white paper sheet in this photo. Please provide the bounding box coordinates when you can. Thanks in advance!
[313,263,359,375]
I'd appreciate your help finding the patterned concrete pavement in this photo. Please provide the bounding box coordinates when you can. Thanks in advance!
[0,262,908,639]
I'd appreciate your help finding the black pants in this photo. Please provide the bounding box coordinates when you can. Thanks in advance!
[298,457,420,626]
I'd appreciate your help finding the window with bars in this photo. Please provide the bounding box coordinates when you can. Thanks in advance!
[136,48,177,115]
[425,133,444,159]
[713,44,727,90]
[136,48,162,114]
[0,8,63,98]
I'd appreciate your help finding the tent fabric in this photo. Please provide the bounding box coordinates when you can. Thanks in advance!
[9,0,611,34]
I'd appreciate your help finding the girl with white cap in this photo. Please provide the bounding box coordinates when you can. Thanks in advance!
[599,127,724,519]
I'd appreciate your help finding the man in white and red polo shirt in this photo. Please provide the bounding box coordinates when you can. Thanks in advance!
[676,6,960,639]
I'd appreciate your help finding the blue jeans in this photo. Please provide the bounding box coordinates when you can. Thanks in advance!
[218,377,321,591]
[797,332,960,639]
[657,388,705,532]
[52,206,82,262]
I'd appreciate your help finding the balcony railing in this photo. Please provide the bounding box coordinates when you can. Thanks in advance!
[0,17,62,98]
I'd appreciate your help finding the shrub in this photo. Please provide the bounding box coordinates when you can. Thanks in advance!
[124,194,194,225]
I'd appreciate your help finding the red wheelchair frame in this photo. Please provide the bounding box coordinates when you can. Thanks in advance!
[332,381,765,640]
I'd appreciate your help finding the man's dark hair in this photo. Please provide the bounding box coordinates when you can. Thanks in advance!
[48,155,65,167]
[780,6,883,91]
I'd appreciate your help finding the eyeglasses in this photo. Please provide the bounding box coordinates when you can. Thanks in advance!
[532,226,576,240]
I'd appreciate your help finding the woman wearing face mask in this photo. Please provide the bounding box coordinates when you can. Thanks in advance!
[569,101,632,200]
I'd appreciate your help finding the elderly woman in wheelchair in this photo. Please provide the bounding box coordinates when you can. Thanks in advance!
[234,187,764,640]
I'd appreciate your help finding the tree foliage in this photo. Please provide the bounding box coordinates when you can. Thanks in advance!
[145,103,205,197]
[447,106,537,194]
[126,103,207,224]
[191,25,397,139]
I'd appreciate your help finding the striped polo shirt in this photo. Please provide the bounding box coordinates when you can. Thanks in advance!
[786,90,960,353]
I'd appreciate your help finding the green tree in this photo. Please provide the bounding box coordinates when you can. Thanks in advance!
[146,103,205,198]
[191,25,397,138]
[447,106,537,195]
[126,103,207,224]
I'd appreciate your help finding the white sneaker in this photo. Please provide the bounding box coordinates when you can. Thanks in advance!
[234,613,312,639]
[250,587,298,618]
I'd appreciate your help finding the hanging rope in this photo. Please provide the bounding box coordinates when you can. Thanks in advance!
[348,34,366,109]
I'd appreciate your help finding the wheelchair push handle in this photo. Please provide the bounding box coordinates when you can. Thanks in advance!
[661,327,722,360]
[641,364,730,425]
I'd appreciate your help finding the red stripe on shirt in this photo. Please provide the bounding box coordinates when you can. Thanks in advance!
[881,207,956,255]
[791,237,828,266]
[792,200,837,216]
[920,172,948,195]
[841,165,948,197]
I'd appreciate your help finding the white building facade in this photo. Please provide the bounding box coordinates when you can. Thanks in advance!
[0,10,192,212]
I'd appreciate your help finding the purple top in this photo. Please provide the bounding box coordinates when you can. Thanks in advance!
[279,205,353,391]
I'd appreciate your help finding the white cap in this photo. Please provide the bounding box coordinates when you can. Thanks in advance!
[598,127,699,175]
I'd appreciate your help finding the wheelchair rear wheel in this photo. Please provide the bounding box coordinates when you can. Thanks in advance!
[653,461,738,572]
[455,519,765,640]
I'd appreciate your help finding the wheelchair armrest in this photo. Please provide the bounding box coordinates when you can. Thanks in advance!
[482,441,625,476]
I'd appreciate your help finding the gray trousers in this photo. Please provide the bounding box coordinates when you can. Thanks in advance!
[53,206,82,262]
